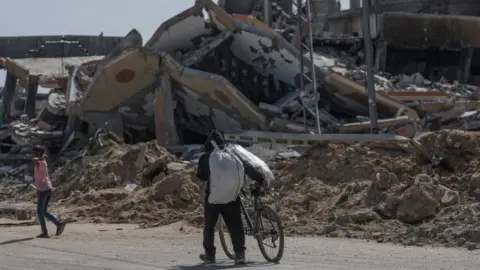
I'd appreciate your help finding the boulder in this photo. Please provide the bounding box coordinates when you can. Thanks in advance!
[375,168,391,190]
[470,173,480,189]
[397,182,439,224]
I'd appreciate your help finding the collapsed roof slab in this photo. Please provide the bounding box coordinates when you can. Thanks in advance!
[94,29,143,71]
[145,3,216,56]
[167,56,268,132]
[76,45,309,134]
[65,29,144,116]
[324,73,419,120]
[77,49,160,113]
[0,56,102,88]
[146,0,322,91]
[207,1,325,89]
[0,35,123,59]
[163,51,309,134]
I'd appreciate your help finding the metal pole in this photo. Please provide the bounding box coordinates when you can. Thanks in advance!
[264,0,272,26]
[361,0,379,134]
[306,0,322,134]
[297,0,307,133]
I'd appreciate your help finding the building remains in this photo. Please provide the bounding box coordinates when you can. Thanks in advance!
[1,0,480,180]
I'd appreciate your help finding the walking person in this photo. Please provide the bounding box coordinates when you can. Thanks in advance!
[196,131,246,265]
[33,145,66,238]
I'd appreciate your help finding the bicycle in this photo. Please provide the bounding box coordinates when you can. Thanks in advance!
[217,181,285,263]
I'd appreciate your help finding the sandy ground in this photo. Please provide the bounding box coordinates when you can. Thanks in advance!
[0,221,479,270]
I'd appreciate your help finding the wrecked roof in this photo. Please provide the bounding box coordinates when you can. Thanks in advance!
[0,35,123,59]
[0,56,103,88]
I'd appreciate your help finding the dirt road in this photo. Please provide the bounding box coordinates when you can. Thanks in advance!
[0,222,479,270]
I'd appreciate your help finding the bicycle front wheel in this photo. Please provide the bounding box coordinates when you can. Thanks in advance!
[255,205,285,263]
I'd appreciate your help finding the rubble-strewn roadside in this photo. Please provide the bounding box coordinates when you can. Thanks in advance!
[3,130,480,250]
[269,130,480,250]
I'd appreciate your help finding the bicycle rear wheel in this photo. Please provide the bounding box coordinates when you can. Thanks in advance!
[255,205,284,263]
[217,216,235,259]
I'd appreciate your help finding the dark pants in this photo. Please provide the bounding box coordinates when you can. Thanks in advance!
[203,197,246,255]
[37,190,60,234]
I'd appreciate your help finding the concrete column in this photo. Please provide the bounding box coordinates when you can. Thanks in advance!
[25,77,39,119]
[374,40,387,72]
[2,72,18,122]
[154,74,179,146]
[459,47,473,84]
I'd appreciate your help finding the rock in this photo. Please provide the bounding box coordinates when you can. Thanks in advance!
[348,209,382,224]
[470,173,480,189]
[375,168,391,190]
[411,72,425,87]
[307,200,321,214]
[166,162,188,173]
[335,215,353,226]
[436,185,459,206]
[468,229,480,243]
[398,74,414,86]
[415,174,433,185]
[15,209,31,221]
[333,184,354,206]
[101,173,120,189]
[385,193,400,213]
[397,182,439,224]
[373,203,393,219]
[150,174,183,201]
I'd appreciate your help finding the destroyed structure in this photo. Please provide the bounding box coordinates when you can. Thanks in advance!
[1,0,480,179]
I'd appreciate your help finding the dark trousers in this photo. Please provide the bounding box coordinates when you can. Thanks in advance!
[203,197,246,255]
[37,190,60,234]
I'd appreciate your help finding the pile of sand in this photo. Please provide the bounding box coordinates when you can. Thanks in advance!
[267,130,480,250]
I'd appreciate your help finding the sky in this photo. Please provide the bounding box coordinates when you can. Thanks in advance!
[0,0,350,88]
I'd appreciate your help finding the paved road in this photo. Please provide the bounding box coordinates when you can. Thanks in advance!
[0,222,479,270]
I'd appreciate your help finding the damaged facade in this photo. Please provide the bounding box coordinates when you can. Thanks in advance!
[2,0,480,182]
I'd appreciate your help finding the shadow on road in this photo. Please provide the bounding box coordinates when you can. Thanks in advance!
[0,237,34,245]
[168,261,276,269]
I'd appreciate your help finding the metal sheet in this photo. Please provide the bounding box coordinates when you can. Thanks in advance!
[223,129,411,145]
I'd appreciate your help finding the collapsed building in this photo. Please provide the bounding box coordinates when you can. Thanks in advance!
[1,0,480,181]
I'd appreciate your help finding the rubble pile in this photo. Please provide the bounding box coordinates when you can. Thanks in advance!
[267,130,480,249]
[4,129,480,250]
[46,138,204,226]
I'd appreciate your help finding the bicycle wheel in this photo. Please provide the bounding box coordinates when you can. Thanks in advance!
[217,216,235,259]
[255,205,284,263]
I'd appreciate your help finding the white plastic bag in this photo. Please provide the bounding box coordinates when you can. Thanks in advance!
[208,148,245,204]
[229,144,274,186]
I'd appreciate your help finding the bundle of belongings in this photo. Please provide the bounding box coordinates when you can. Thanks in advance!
[203,131,274,204]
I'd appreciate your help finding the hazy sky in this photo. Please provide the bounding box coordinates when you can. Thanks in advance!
[0,0,350,88]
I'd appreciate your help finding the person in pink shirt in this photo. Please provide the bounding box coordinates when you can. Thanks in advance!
[33,145,66,238]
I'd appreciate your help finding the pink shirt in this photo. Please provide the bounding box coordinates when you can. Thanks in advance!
[34,160,52,191]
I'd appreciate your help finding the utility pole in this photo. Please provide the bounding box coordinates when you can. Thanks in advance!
[361,0,379,134]
[264,0,272,26]
[294,0,322,134]
[306,0,322,134]
[296,0,307,133]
